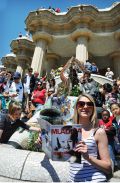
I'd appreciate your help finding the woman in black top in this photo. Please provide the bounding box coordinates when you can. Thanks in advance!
[0,101,41,143]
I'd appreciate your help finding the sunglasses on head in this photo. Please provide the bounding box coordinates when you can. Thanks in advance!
[77,101,94,108]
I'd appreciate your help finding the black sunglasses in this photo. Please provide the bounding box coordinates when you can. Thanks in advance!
[77,101,94,108]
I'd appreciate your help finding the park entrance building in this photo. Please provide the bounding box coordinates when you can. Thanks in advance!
[1,2,120,78]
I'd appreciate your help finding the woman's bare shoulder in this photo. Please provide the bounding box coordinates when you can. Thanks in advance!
[94,127,106,139]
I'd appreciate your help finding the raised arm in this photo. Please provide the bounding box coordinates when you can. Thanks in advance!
[74,58,86,72]
[60,56,75,84]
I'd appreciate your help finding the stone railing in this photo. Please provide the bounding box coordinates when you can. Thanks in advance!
[55,73,113,86]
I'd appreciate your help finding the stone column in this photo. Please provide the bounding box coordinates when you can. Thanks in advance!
[45,53,60,74]
[16,58,27,77]
[110,52,120,78]
[71,29,91,63]
[31,32,53,76]
[31,39,46,74]
[16,65,23,74]
[76,36,88,62]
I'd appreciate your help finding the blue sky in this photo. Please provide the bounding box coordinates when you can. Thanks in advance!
[0,0,118,61]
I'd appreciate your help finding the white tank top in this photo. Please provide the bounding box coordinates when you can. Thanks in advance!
[69,129,106,182]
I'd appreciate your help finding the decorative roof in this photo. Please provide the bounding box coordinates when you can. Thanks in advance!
[16,34,33,42]
[5,53,16,57]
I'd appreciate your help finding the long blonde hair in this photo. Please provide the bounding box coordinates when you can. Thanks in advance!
[73,94,98,128]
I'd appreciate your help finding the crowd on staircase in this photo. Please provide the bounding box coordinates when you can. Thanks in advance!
[0,56,120,182]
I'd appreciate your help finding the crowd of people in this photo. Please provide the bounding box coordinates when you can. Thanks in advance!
[0,57,120,182]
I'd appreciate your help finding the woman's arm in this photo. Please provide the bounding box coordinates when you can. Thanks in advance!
[0,129,3,139]
[75,128,112,175]
[60,56,74,83]
[74,58,86,72]
[29,126,41,132]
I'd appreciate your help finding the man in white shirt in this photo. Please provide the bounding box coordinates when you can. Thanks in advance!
[8,72,24,103]
[105,68,114,80]
[23,68,36,96]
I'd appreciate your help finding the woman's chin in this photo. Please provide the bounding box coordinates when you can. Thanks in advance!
[81,114,89,118]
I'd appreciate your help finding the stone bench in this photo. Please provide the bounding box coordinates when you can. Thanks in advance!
[0,144,120,182]
[0,144,69,182]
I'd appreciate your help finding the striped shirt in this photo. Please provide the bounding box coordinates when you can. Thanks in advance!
[69,130,106,182]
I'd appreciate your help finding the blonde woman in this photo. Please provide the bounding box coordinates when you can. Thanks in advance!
[69,94,112,182]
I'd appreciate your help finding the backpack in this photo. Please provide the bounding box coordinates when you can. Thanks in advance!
[91,65,97,73]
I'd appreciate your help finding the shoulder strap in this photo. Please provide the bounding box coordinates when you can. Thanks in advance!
[93,127,100,136]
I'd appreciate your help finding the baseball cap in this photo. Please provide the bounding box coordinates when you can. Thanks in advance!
[13,72,21,79]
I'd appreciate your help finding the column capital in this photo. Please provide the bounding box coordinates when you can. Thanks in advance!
[1,54,17,68]
[109,50,120,59]
[114,30,120,40]
[46,53,60,61]
[17,55,30,63]
[32,32,53,43]
[71,28,92,42]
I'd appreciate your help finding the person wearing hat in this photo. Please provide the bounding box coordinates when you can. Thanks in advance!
[5,72,24,103]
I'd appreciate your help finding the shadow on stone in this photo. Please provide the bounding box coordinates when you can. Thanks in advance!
[41,155,60,182]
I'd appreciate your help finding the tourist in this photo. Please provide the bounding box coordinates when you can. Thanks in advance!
[102,83,118,111]
[69,94,112,182]
[60,57,85,95]
[23,68,36,112]
[31,81,46,110]
[91,62,98,74]
[110,103,120,154]
[55,7,61,13]
[0,101,41,144]
[50,69,55,79]
[84,60,92,72]
[48,6,55,13]
[4,72,24,104]
[34,71,40,85]
[24,68,36,98]
[47,78,58,98]
[79,71,99,96]
[105,68,114,80]
[98,110,116,167]
[93,85,105,119]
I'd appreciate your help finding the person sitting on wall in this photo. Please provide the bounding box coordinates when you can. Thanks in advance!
[0,101,41,144]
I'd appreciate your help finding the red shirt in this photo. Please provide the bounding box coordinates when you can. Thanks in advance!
[98,116,114,129]
[32,89,46,104]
